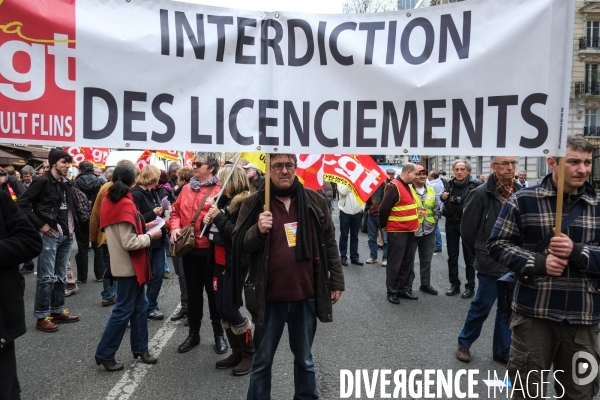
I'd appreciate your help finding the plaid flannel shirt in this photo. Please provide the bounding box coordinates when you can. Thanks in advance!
[487,174,600,325]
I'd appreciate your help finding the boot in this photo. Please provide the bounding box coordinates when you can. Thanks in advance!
[215,321,243,369]
[231,316,254,376]
[212,320,228,354]
[178,320,200,353]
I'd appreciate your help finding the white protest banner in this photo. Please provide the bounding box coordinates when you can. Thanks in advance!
[0,0,574,156]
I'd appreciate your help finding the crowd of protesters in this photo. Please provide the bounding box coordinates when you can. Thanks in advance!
[3,137,600,399]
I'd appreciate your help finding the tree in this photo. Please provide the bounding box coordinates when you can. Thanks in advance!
[342,0,396,13]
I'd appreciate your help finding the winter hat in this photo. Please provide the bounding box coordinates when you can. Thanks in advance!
[48,148,72,167]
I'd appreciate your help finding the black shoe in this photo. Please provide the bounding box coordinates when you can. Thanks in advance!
[350,259,364,266]
[434,248,442,253]
[341,259,348,266]
[397,291,418,300]
[214,335,228,354]
[493,356,509,365]
[95,356,124,372]
[461,288,475,299]
[170,310,187,321]
[19,268,33,275]
[133,351,157,364]
[419,285,438,295]
[387,294,400,305]
[445,286,461,296]
[177,335,200,353]
[148,310,164,320]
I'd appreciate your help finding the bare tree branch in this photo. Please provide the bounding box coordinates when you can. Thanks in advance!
[342,0,396,14]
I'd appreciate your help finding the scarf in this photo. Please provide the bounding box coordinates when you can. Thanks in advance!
[189,175,219,192]
[99,192,152,286]
[453,177,468,188]
[493,173,514,205]
[231,176,311,307]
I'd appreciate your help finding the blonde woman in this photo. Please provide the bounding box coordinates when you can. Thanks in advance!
[203,166,253,375]
[131,165,166,320]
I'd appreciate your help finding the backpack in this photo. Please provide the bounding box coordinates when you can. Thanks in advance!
[72,186,92,222]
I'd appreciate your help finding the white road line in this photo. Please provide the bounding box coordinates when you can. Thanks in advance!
[105,306,179,400]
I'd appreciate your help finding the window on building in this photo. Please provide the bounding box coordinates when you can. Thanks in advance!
[397,0,418,10]
[586,64,599,94]
[586,109,598,136]
[588,21,600,48]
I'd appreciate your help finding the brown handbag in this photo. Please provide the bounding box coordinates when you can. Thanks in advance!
[169,186,215,258]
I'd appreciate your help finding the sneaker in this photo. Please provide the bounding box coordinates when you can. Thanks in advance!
[381,261,388,267]
[148,310,164,320]
[164,272,171,279]
[365,258,377,264]
[457,345,471,362]
[65,284,79,297]
[102,296,117,307]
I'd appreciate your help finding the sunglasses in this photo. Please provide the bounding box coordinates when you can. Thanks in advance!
[193,161,205,168]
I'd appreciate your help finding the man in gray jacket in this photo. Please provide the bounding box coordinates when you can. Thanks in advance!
[456,156,520,363]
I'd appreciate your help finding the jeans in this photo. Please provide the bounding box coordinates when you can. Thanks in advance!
[339,211,362,261]
[95,277,149,360]
[435,224,442,250]
[213,264,245,326]
[445,220,475,289]
[182,252,221,336]
[172,256,187,313]
[367,214,387,261]
[248,299,318,400]
[34,235,72,319]
[100,244,117,302]
[74,220,103,282]
[146,245,166,314]
[163,242,170,273]
[408,230,435,288]
[457,273,510,358]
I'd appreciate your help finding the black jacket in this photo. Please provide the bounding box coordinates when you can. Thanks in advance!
[74,171,102,203]
[0,191,43,346]
[461,174,521,277]
[17,171,79,231]
[441,176,481,223]
[0,175,26,199]
[131,185,164,248]
[211,191,250,271]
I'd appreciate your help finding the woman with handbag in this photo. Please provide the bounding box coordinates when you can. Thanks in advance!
[203,166,254,376]
[95,164,162,372]
[169,152,227,354]
[131,165,166,320]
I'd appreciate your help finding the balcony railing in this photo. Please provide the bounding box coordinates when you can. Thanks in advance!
[580,36,600,50]
[584,126,600,136]
[572,81,600,95]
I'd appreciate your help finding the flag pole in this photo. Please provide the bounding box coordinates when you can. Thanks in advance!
[199,154,242,238]
[554,157,566,235]
[264,153,270,212]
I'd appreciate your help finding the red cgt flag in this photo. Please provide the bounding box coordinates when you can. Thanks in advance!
[183,151,195,168]
[296,154,386,205]
[63,147,110,168]
[136,150,153,170]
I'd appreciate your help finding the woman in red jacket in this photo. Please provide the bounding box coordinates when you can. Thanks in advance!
[169,153,226,354]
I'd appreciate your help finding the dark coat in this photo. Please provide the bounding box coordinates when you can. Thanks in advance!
[0,191,43,346]
[131,185,164,249]
[234,188,344,325]
[0,175,26,199]
[17,171,79,231]
[74,171,102,204]
[441,176,481,223]
[461,174,521,277]
[211,191,250,271]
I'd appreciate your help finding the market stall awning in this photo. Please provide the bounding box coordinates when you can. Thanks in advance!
[0,148,26,165]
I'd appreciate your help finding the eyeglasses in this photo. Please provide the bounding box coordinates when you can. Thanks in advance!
[493,161,517,167]
[271,163,296,171]
[193,161,205,168]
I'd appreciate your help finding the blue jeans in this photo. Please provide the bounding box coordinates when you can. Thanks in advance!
[146,245,166,314]
[435,224,442,250]
[163,242,170,273]
[457,273,511,359]
[339,211,362,262]
[34,235,72,319]
[95,277,149,360]
[100,244,117,302]
[248,299,318,400]
[367,214,387,261]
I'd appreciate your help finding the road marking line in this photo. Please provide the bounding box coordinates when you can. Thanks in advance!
[105,306,179,400]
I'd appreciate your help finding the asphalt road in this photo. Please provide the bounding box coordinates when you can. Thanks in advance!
[15,206,510,400]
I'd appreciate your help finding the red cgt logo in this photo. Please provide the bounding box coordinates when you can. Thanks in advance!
[0,0,76,141]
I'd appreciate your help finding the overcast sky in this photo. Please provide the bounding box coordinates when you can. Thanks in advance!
[176,0,344,14]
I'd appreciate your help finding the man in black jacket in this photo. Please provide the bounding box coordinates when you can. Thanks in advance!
[73,161,103,283]
[441,160,481,299]
[456,156,519,364]
[17,149,81,333]
[0,190,43,400]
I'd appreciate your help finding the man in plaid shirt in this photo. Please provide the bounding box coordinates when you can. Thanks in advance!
[488,135,600,399]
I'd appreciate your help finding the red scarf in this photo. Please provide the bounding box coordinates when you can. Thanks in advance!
[99,192,152,286]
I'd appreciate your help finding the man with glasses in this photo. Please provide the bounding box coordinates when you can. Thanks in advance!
[456,156,519,364]
[441,160,481,299]
[234,154,344,400]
